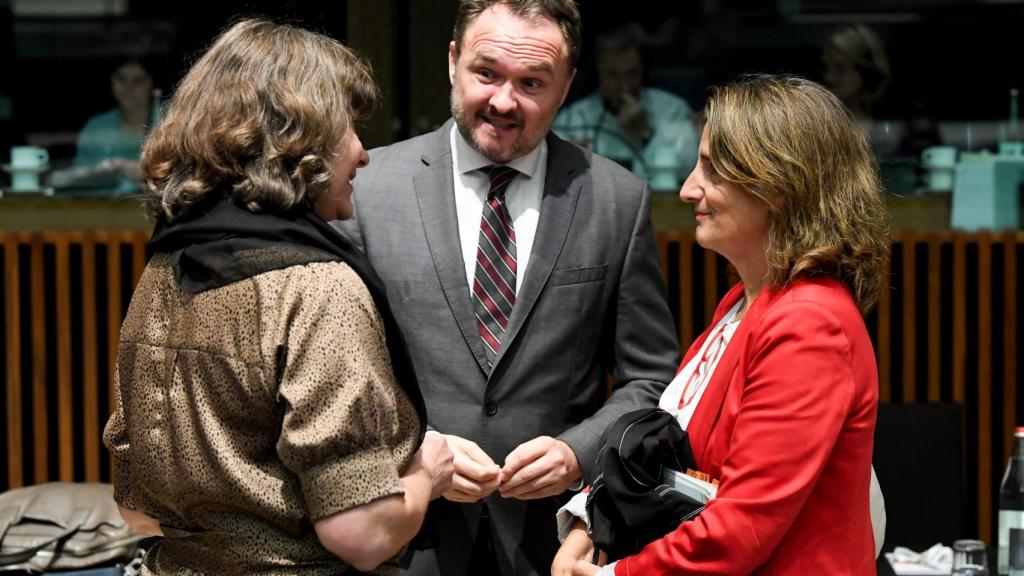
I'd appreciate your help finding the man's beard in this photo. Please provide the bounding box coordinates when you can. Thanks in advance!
[451,87,522,165]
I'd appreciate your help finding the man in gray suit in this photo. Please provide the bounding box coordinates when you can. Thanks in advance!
[335,1,680,574]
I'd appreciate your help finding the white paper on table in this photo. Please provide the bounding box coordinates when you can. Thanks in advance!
[885,544,952,575]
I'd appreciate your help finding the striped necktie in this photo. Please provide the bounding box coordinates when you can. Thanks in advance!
[472,165,518,368]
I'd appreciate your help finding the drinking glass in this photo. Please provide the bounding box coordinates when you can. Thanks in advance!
[952,539,989,576]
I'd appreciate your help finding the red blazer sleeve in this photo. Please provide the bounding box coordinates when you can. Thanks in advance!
[617,298,861,575]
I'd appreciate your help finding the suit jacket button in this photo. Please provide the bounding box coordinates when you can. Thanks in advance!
[484,401,498,416]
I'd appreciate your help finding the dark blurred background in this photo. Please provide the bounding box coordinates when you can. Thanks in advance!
[0,0,1021,160]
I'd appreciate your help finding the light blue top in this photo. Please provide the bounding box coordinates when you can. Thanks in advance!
[553,87,699,192]
[73,107,145,195]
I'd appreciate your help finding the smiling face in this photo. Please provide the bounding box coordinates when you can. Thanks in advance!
[449,4,575,164]
[680,126,770,268]
[314,131,369,221]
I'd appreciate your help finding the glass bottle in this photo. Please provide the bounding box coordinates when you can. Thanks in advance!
[998,426,1024,575]
[998,88,1023,156]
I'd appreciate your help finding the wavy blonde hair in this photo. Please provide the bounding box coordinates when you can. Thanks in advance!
[141,18,379,221]
[705,74,890,313]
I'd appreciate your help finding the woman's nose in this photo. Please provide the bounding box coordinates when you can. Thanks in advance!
[679,170,702,203]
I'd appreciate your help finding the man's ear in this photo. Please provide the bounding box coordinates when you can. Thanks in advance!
[448,41,458,85]
[559,67,578,107]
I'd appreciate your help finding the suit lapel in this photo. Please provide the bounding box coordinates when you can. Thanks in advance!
[413,124,490,374]
[495,135,586,369]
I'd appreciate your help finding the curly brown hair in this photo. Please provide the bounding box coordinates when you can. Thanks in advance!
[705,74,890,313]
[141,18,380,222]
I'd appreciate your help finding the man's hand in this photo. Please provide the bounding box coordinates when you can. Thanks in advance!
[615,92,651,147]
[499,436,580,500]
[552,520,599,576]
[441,434,501,503]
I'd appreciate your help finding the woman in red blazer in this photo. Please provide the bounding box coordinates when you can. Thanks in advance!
[558,74,889,575]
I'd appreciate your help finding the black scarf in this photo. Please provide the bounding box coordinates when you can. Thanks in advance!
[147,196,427,439]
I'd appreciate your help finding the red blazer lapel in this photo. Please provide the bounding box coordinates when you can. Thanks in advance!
[686,283,778,469]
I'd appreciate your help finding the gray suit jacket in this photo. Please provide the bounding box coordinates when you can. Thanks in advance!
[335,121,680,576]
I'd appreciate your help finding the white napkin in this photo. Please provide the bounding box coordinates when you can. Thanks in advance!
[885,543,953,575]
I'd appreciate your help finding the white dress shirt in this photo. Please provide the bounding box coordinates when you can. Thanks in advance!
[450,125,546,295]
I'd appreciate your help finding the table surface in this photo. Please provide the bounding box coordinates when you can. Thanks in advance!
[877,546,997,576]
[0,191,957,232]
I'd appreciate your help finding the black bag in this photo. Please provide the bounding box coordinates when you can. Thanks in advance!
[585,408,705,561]
[0,483,141,572]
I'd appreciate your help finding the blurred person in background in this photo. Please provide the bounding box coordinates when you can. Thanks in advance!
[103,18,453,575]
[553,25,698,189]
[821,24,905,159]
[822,24,890,124]
[69,57,160,194]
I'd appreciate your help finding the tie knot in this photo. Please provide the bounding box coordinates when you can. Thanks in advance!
[485,165,518,200]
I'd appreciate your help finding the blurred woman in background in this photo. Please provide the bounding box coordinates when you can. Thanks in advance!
[71,57,159,194]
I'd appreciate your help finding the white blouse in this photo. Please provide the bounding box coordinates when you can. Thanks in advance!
[659,299,744,430]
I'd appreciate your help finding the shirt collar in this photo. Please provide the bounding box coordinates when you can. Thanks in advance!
[451,124,545,179]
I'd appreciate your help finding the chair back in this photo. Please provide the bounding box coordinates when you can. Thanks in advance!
[873,402,966,552]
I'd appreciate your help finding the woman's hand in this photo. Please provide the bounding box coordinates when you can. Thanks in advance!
[410,431,455,500]
[552,520,605,576]
[98,158,143,182]
[571,561,602,576]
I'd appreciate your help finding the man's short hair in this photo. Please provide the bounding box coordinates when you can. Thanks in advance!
[452,0,582,68]
[593,27,641,65]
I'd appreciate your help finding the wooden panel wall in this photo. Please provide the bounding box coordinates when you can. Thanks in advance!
[1,228,1021,545]
[1,230,149,490]
[659,230,1024,545]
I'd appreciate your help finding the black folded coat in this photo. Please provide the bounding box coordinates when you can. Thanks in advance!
[585,408,705,561]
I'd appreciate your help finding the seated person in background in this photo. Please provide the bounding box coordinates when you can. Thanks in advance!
[554,74,888,575]
[821,24,901,158]
[553,25,698,189]
[102,19,454,574]
[66,57,159,194]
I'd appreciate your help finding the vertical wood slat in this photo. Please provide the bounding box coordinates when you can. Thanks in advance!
[1004,232,1019,464]
[953,235,967,403]
[977,234,994,545]
[678,234,694,348]
[55,237,73,481]
[106,235,122,483]
[29,238,47,484]
[81,237,101,482]
[901,232,917,402]
[927,234,942,401]
[130,232,146,288]
[657,234,670,290]
[703,248,718,324]
[4,237,23,489]
[877,243,892,403]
